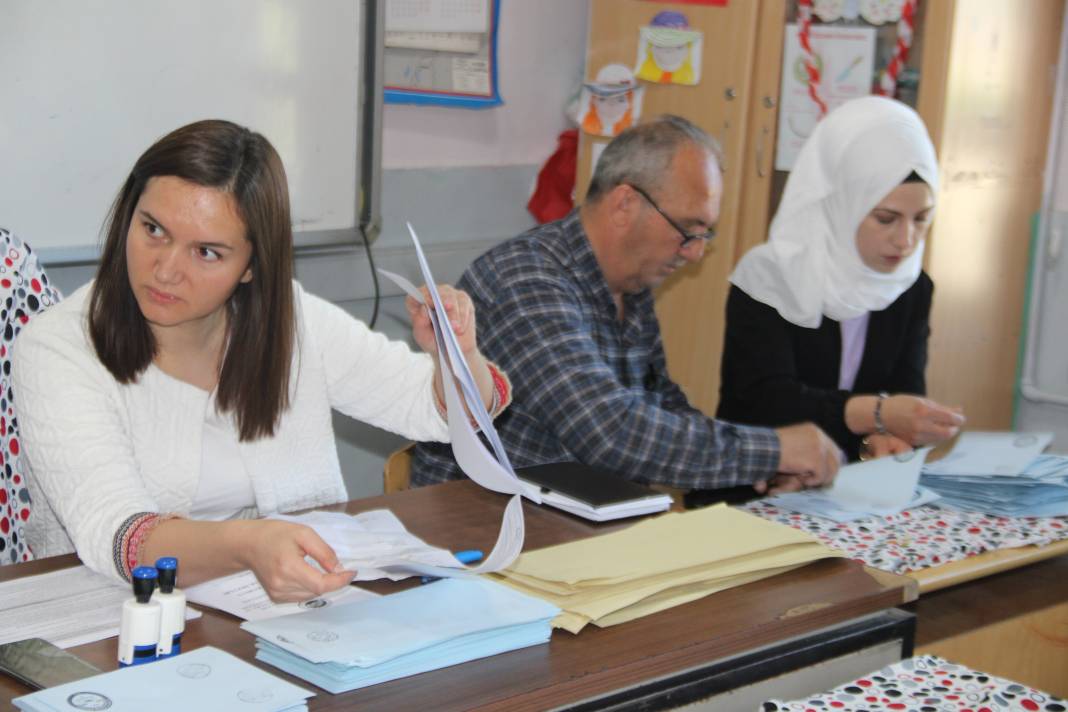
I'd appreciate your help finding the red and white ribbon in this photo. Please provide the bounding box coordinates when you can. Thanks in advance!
[797,0,828,117]
[878,0,918,97]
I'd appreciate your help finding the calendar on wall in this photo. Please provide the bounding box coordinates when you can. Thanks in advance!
[384,0,502,108]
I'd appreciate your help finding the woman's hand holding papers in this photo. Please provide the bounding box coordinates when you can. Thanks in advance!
[406,284,478,357]
[141,518,356,603]
[234,520,356,602]
[405,284,496,414]
[860,433,913,460]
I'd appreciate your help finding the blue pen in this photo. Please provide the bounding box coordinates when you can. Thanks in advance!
[453,549,484,565]
[421,549,484,584]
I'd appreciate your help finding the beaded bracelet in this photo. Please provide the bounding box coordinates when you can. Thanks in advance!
[433,361,511,423]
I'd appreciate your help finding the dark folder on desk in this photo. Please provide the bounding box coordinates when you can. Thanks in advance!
[516,462,672,521]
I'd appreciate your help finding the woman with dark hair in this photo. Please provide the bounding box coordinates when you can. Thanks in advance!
[14,120,508,601]
[717,97,965,469]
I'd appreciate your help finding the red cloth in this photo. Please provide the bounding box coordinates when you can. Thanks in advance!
[527,129,578,224]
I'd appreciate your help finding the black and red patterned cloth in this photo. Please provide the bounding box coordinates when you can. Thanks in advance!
[762,655,1065,711]
[740,500,1068,575]
[0,228,62,565]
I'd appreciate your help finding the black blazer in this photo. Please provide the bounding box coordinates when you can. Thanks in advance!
[716,273,933,461]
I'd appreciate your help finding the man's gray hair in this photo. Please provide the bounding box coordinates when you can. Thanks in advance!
[585,115,722,204]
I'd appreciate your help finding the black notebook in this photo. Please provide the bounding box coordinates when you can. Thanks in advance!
[516,462,672,513]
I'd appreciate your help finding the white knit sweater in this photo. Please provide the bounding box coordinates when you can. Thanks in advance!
[13,281,448,580]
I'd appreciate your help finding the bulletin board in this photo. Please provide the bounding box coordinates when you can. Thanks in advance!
[383,0,502,108]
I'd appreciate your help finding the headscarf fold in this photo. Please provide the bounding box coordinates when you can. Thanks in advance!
[730,96,938,328]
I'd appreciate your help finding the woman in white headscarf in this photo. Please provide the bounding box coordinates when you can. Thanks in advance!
[718,96,964,461]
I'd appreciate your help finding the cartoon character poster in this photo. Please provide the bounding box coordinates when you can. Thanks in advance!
[635,11,703,86]
[578,64,644,138]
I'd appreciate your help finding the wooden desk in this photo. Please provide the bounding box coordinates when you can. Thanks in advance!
[1,481,917,711]
[906,543,1068,697]
[911,538,1068,595]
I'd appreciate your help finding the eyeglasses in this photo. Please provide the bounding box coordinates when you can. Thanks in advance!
[628,184,716,248]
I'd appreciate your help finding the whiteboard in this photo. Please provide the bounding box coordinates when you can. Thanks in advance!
[0,0,376,261]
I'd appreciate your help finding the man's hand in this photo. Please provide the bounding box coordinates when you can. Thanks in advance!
[754,423,842,494]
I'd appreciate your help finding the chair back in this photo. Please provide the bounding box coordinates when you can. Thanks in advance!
[0,228,62,564]
[383,443,414,494]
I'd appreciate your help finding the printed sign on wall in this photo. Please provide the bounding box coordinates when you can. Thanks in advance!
[775,23,875,170]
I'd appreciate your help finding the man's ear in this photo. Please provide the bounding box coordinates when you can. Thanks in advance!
[606,184,638,228]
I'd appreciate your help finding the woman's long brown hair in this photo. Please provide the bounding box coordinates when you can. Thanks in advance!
[89,119,294,441]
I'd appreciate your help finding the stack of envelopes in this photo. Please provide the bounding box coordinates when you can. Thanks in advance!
[14,646,314,712]
[921,454,1068,517]
[241,578,559,694]
[492,503,843,633]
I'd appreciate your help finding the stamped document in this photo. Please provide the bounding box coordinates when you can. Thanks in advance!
[14,645,313,712]
[922,431,1054,477]
[185,568,376,622]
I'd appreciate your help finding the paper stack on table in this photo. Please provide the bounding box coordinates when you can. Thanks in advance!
[0,565,201,649]
[14,646,313,712]
[186,508,476,621]
[922,431,1053,477]
[920,432,1067,517]
[764,448,937,522]
[241,578,559,694]
[491,504,843,633]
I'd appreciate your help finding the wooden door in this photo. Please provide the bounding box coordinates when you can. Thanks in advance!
[734,1,787,266]
[578,0,763,415]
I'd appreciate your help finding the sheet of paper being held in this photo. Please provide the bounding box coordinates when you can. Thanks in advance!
[375,223,541,578]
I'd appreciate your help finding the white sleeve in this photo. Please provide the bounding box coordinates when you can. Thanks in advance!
[12,315,158,580]
[298,289,449,443]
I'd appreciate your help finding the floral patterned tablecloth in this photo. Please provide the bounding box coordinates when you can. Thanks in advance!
[761,655,1065,711]
[738,501,1068,575]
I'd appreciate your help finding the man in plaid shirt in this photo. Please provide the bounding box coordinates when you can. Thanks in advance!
[412,116,841,496]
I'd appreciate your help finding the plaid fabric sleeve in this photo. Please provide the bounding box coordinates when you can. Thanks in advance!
[484,274,781,489]
[648,331,700,414]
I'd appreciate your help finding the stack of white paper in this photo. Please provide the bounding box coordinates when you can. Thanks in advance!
[765,448,937,522]
[241,578,559,693]
[13,646,313,712]
[0,565,201,649]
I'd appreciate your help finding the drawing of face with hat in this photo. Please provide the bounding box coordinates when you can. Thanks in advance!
[579,64,644,138]
[636,11,703,86]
